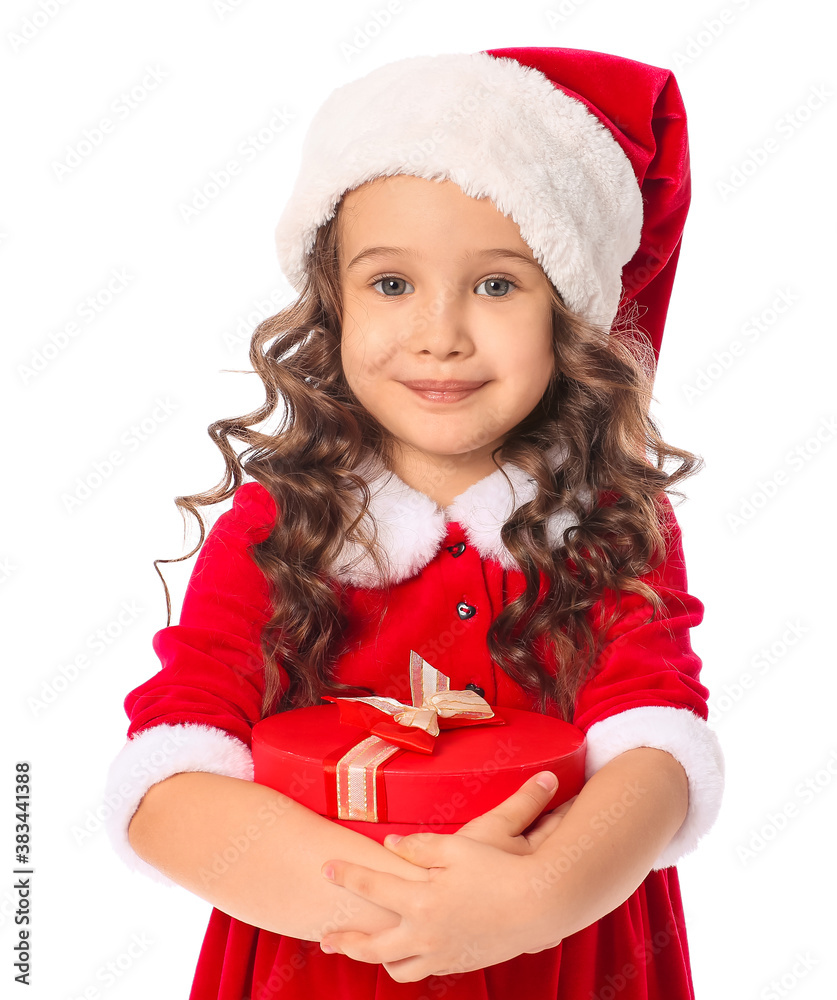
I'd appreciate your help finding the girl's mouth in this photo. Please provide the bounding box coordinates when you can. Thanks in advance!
[400,380,487,403]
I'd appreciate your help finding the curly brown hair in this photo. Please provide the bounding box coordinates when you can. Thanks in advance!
[154,202,702,723]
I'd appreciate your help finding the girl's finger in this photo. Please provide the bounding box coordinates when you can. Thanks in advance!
[466,771,559,839]
[385,951,482,982]
[321,927,418,967]
[522,809,567,851]
[528,795,577,828]
[321,860,428,915]
[382,831,454,872]
[523,794,579,850]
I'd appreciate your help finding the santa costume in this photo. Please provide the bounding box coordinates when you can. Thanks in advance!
[105,46,725,999]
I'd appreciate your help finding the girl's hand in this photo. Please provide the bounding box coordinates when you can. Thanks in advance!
[453,771,578,856]
[318,772,572,980]
[320,833,558,981]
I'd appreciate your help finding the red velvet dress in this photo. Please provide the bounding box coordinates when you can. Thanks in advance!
[109,481,722,999]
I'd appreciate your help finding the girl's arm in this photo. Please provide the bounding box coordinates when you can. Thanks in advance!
[116,486,431,940]
[523,745,688,941]
[127,770,430,941]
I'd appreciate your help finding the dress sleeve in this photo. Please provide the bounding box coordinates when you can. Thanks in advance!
[103,482,284,885]
[572,493,724,870]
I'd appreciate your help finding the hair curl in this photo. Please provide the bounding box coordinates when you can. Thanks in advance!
[154,201,702,723]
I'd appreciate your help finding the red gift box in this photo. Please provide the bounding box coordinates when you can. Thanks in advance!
[252,651,586,844]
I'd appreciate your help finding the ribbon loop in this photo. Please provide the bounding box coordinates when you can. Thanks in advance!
[393,689,495,737]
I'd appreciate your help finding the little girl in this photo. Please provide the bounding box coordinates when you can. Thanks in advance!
[105,46,724,999]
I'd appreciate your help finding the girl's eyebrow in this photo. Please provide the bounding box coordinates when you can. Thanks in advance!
[346,245,541,272]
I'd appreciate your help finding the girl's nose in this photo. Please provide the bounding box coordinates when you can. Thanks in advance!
[407,282,475,358]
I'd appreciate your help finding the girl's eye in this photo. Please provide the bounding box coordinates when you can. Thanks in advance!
[370,274,518,297]
[476,276,516,297]
[371,276,414,296]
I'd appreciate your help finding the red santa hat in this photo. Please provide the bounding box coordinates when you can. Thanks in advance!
[274,46,690,366]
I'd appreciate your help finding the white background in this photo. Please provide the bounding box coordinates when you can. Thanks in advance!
[3,0,835,997]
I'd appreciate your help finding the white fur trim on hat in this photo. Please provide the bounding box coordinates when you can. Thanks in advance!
[275,51,642,329]
[104,722,253,886]
[584,705,725,870]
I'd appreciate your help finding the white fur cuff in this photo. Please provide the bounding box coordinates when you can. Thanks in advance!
[584,706,725,870]
[103,722,254,886]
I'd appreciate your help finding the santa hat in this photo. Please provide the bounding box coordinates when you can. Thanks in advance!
[274,46,690,366]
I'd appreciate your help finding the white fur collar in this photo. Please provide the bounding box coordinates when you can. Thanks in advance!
[330,442,585,588]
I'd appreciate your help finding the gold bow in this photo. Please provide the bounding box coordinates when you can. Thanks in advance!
[391,688,494,737]
[323,651,500,821]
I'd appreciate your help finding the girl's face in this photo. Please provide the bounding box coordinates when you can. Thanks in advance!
[337,174,555,491]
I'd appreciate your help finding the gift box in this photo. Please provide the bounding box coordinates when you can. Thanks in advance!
[252,651,586,844]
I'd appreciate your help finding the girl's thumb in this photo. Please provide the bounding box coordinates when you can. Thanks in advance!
[535,771,558,793]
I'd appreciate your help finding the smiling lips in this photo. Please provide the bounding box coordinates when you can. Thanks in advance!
[400,379,486,402]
